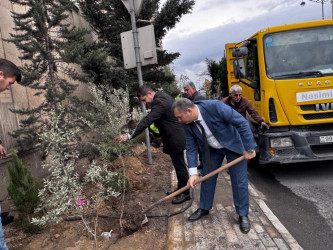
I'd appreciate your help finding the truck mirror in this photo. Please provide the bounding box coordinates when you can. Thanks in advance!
[233,58,247,79]
[232,47,248,57]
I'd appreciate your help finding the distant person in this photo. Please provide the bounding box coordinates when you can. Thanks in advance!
[116,85,190,204]
[0,58,22,250]
[172,98,256,234]
[222,85,269,131]
[183,81,205,102]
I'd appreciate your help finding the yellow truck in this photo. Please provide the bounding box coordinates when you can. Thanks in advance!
[225,19,333,164]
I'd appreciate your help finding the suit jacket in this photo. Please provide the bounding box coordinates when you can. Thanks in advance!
[189,91,205,102]
[184,100,257,169]
[131,91,185,155]
[222,96,264,124]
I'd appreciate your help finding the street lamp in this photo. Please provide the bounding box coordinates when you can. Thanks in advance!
[300,0,333,19]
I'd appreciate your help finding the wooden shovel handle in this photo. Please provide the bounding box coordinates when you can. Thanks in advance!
[143,155,245,213]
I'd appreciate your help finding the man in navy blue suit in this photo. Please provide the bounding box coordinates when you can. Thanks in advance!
[172,98,257,234]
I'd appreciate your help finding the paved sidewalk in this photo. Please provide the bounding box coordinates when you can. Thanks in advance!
[167,170,303,250]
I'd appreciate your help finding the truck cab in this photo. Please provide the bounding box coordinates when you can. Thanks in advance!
[226,20,333,164]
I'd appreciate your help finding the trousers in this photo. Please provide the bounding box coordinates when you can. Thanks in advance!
[0,205,8,250]
[199,147,249,216]
[169,151,189,195]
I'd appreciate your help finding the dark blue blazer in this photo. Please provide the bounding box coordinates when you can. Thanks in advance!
[184,100,257,169]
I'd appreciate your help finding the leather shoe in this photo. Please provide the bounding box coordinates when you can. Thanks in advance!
[1,215,14,226]
[172,193,190,204]
[188,208,209,221]
[239,216,251,234]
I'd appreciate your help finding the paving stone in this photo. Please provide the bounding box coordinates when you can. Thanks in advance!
[192,220,205,238]
[247,226,260,240]
[252,239,267,250]
[185,245,196,250]
[259,215,272,226]
[253,222,265,234]
[210,214,226,237]
[228,242,243,249]
[226,229,240,245]
[217,208,234,231]
[215,235,227,249]
[172,223,184,242]
[258,232,276,247]
[265,225,280,239]
[238,235,256,249]
[184,220,194,242]
[168,242,183,250]
[195,237,207,249]
[248,212,260,222]
[273,238,291,250]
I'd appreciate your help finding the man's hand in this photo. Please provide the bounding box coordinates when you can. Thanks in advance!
[260,122,269,131]
[115,134,129,143]
[0,145,7,158]
[243,150,256,160]
[188,174,199,189]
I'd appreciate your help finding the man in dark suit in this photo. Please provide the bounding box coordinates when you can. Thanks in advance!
[116,85,190,204]
[183,81,205,102]
[172,98,256,233]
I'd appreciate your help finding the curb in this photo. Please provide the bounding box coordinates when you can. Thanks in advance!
[248,183,303,250]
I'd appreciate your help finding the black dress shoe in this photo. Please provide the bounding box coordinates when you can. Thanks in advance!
[172,193,190,204]
[188,208,209,221]
[239,216,251,234]
[1,215,14,226]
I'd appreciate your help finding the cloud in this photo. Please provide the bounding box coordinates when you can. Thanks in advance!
[163,0,327,86]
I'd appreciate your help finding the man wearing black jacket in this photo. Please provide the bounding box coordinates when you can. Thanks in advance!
[116,85,190,204]
[183,81,205,102]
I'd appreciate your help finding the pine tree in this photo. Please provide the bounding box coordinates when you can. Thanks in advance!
[206,55,229,99]
[7,149,40,232]
[78,0,195,95]
[7,0,99,152]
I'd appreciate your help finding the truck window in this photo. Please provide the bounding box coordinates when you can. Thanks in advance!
[245,42,259,82]
[263,25,333,79]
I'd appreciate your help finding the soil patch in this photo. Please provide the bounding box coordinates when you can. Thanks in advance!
[3,146,173,250]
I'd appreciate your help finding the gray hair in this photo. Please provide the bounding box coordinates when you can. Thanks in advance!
[184,81,196,90]
[230,85,242,94]
[172,97,195,113]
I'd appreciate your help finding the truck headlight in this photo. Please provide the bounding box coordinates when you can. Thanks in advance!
[270,137,294,148]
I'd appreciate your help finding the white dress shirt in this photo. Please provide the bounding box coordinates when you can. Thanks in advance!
[189,106,223,175]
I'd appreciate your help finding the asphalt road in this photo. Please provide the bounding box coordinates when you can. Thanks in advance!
[248,160,333,250]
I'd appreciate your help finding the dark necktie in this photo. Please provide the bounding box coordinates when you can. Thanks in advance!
[195,120,211,168]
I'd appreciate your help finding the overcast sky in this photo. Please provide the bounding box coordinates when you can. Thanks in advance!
[161,0,333,89]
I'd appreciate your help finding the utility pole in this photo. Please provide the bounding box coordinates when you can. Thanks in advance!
[124,0,153,164]
[300,0,332,19]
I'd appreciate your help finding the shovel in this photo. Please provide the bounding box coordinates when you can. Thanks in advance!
[142,155,245,224]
